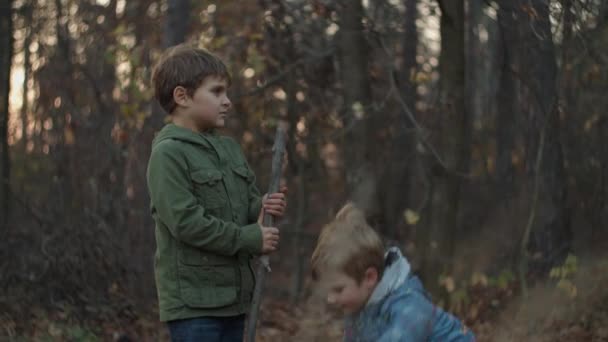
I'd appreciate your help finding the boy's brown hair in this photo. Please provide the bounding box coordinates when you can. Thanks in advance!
[311,203,385,283]
[152,44,231,114]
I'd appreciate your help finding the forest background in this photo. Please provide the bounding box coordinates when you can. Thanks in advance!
[1,0,608,340]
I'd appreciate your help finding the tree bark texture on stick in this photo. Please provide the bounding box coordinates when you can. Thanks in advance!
[246,124,286,342]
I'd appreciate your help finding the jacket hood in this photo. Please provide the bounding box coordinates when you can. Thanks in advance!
[366,247,412,307]
[152,123,214,149]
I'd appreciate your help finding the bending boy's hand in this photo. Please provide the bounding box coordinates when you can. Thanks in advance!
[262,185,288,217]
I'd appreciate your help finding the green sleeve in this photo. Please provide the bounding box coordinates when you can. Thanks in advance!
[147,142,263,256]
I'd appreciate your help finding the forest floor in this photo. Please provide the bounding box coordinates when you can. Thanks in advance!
[2,256,608,341]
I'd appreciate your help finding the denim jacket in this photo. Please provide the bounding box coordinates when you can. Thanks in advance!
[344,248,476,342]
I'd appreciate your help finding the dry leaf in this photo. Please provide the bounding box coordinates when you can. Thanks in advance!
[404,209,420,225]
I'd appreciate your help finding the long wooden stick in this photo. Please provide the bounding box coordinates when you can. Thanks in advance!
[246,125,286,342]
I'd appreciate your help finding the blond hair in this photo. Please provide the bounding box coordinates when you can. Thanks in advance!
[311,203,385,283]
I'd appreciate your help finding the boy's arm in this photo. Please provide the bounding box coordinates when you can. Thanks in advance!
[378,293,475,342]
[377,297,436,342]
[147,143,263,256]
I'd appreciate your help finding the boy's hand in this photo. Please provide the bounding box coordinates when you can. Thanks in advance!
[257,185,286,254]
[262,185,288,217]
[260,225,280,254]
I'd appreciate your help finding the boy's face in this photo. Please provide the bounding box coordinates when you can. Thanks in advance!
[323,268,379,315]
[179,76,232,131]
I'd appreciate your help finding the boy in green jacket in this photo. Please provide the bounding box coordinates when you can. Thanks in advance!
[146,44,287,342]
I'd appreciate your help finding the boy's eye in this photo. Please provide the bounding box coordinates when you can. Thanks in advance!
[332,286,344,293]
[212,87,225,94]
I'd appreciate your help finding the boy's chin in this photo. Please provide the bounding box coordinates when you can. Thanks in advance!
[214,117,226,128]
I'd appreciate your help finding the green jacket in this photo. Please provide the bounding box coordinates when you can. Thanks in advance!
[146,123,264,322]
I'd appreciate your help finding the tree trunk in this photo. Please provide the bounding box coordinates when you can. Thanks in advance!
[420,0,467,297]
[0,0,13,228]
[600,0,608,25]
[382,0,419,239]
[50,0,74,214]
[20,3,32,153]
[519,0,570,274]
[402,0,418,111]
[337,0,376,214]
[285,72,306,303]
[164,0,190,48]
[124,0,191,303]
[495,0,520,199]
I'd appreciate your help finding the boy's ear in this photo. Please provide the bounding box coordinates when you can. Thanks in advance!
[173,86,190,107]
[363,267,379,288]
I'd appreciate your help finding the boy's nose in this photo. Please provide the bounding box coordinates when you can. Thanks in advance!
[222,96,232,109]
[326,294,336,305]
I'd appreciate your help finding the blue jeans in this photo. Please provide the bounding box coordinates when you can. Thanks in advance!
[167,315,246,342]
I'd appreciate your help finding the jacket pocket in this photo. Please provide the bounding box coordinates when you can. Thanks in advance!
[232,165,254,205]
[232,165,254,182]
[178,247,239,308]
[178,264,238,309]
[191,168,227,210]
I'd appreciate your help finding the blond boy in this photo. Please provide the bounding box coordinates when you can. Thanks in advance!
[311,203,475,341]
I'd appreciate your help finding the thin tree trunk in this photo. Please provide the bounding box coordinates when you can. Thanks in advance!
[279,8,306,303]
[51,0,74,213]
[164,0,190,48]
[495,0,519,199]
[462,0,475,175]
[124,0,190,303]
[0,0,13,228]
[382,0,418,239]
[337,0,375,213]
[20,3,32,153]
[403,0,418,111]
[519,0,570,275]
[600,0,608,25]
[466,0,481,122]
[284,72,306,303]
[480,7,499,133]
[421,0,467,297]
